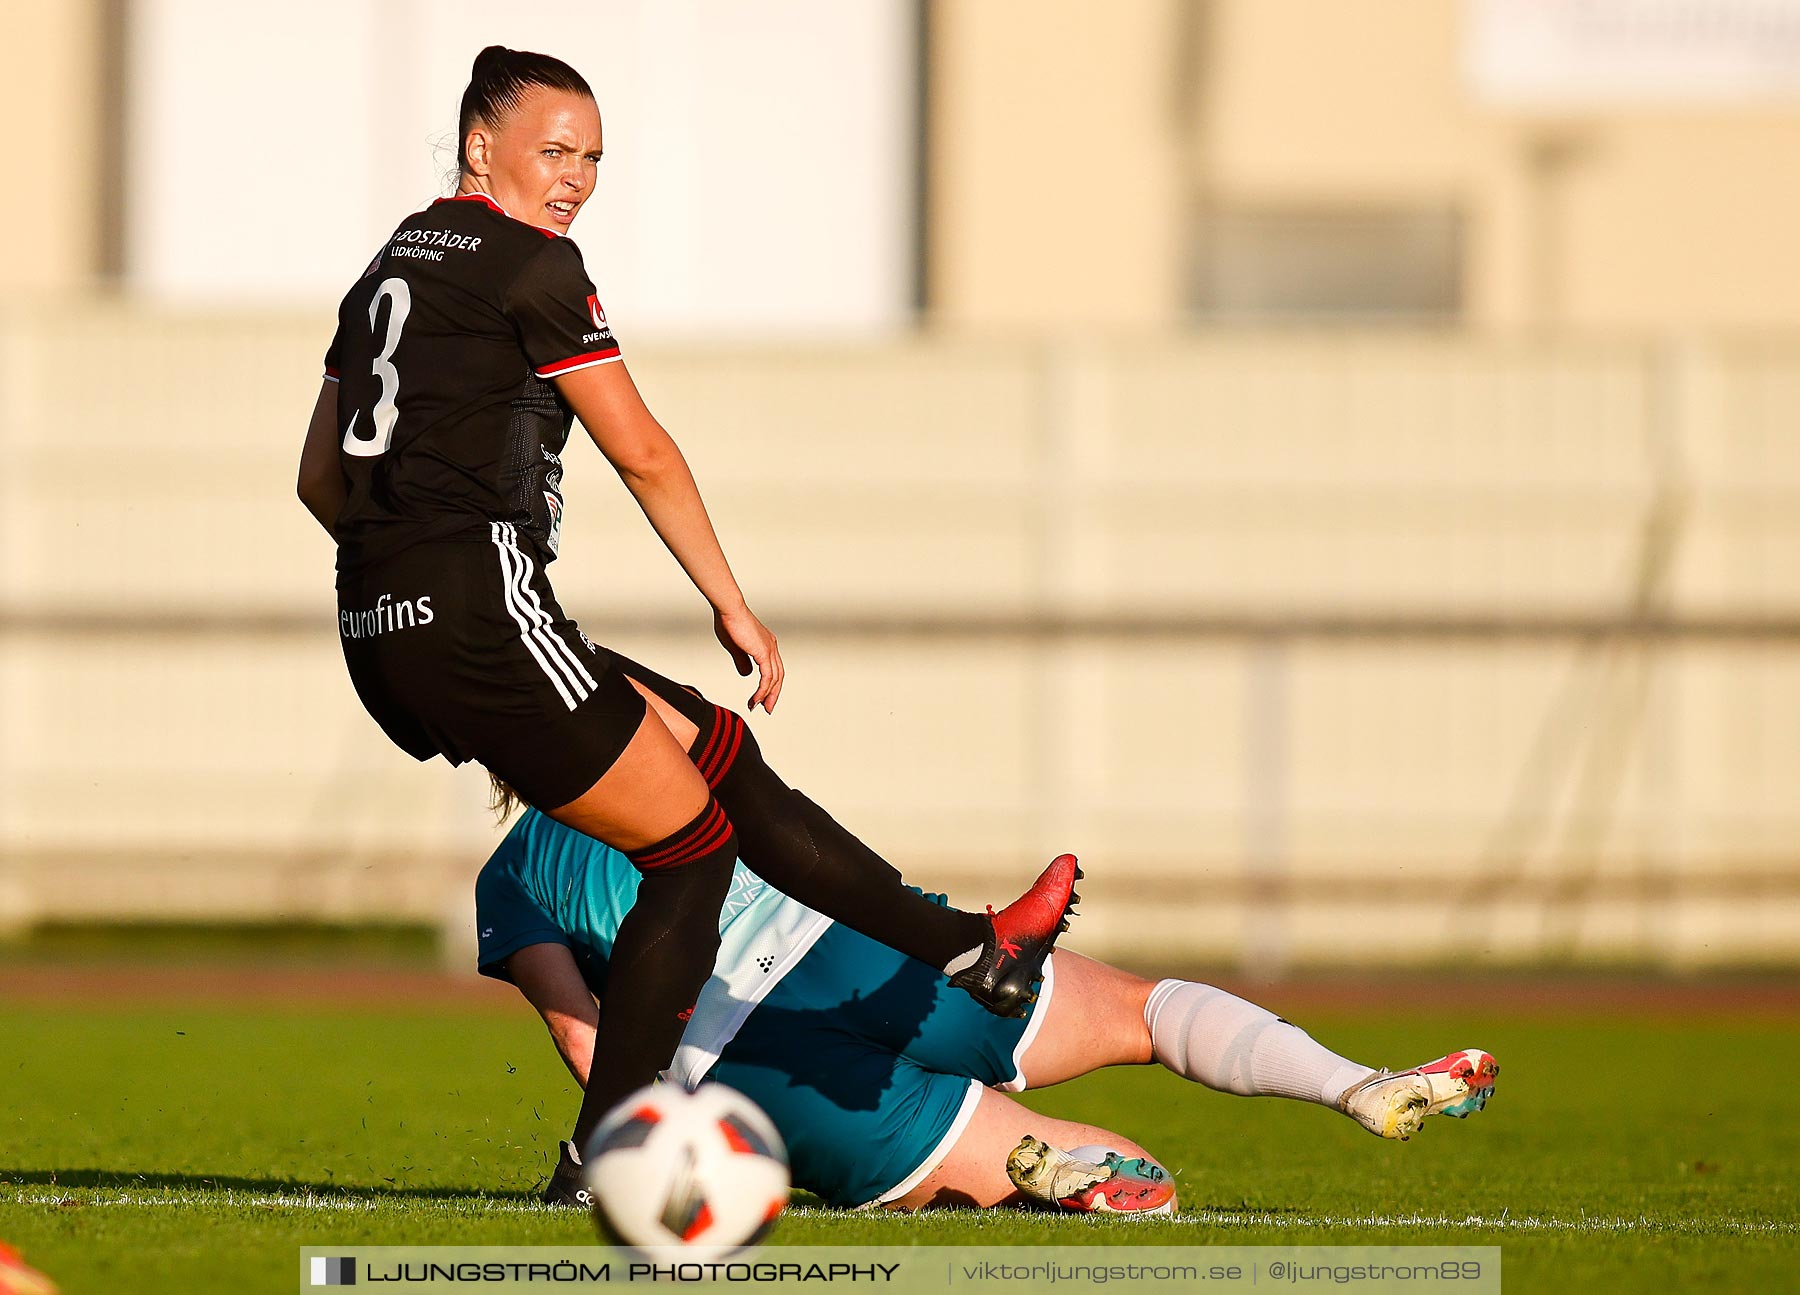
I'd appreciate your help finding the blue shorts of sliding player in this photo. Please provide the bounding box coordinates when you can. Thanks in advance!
[710,895,1052,1208]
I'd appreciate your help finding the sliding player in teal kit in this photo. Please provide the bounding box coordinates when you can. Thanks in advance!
[479,809,1499,1212]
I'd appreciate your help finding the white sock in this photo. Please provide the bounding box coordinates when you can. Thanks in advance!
[1144,980,1374,1107]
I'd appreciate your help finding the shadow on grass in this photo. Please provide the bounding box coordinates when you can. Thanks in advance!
[0,1168,536,1203]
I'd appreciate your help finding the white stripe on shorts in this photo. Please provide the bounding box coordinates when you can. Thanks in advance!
[491,522,584,710]
[997,951,1056,1093]
[499,524,597,691]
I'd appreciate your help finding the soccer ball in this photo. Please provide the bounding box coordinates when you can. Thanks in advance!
[582,1083,789,1260]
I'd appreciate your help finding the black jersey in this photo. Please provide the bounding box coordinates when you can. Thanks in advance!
[324,192,621,572]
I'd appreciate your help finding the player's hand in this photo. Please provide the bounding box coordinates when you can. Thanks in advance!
[714,604,784,713]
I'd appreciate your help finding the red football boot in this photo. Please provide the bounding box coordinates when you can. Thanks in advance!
[948,854,1081,1018]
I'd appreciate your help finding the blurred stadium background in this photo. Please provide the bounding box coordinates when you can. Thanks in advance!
[5,0,1800,975]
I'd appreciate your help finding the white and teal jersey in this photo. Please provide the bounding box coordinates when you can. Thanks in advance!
[474,808,831,1089]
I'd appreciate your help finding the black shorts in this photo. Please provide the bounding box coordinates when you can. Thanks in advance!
[336,524,646,809]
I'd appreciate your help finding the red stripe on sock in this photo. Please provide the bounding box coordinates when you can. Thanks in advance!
[632,804,723,867]
[701,716,744,787]
[654,812,735,870]
[692,710,730,778]
[632,803,727,869]
[659,809,733,870]
[694,711,734,779]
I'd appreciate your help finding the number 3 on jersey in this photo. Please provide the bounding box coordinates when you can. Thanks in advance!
[343,277,412,458]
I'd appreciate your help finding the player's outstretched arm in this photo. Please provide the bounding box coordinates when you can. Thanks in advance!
[506,942,609,1209]
[296,380,345,537]
[505,942,600,1088]
[555,361,784,712]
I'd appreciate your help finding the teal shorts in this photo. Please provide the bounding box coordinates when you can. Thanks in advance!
[709,901,1053,1208]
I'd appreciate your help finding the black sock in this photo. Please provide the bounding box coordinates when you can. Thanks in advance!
[608,654,991,971]
[702,708,990,971]
[575,801,736,1136]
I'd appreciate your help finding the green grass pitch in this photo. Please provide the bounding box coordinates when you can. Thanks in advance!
[3,1001,1796,1293]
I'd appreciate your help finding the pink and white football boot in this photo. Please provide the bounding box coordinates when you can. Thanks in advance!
[1006,1136,1176,1215]
[1337,1048,1499,1141]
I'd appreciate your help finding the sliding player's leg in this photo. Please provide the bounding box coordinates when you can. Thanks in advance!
[1004,951,1154,1086]
[1016,954,1499,1141]
[1138,978,1497,1140]
[612,655,1078,1017]
[885,1087,1175,1214]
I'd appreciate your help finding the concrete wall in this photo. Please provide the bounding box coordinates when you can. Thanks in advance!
[927,0,1187,328]
[15,0,1800,335]
[929,0,1800,330]
[2,0,106,297]
[3,309,1798,966]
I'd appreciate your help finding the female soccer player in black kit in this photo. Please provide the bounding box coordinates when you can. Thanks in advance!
[295,46,1079,1197]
